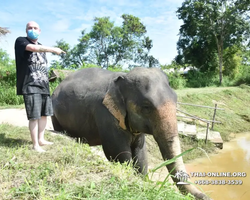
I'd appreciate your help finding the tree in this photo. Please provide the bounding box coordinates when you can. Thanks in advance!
[87,16,117,68]
[0,49,15,80]
[54,15,158,69]
[0,28,13,78]
[176,0,250,84]
[0,49,14,68]
[52,31,90,69]
[85,14,158,68]
[0,27,10,38]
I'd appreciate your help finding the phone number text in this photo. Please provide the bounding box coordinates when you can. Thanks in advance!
[194,180,243,185]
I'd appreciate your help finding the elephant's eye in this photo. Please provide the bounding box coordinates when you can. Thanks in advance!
[142,105,150,109]
[141,103,152,113]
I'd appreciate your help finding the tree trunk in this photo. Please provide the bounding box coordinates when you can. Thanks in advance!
[215,35,224,85]
[219,51,223,85]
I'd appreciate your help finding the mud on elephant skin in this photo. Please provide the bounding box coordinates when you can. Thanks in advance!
[51,67,210,200]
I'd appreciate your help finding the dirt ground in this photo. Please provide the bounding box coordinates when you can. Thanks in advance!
[0,108,53,130]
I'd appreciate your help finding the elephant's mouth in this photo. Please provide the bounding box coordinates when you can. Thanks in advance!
[128,124,142,136]
[132,130,141,136]
[125,112,149,136]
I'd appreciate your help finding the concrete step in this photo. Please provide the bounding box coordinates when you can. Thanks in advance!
[178,121,223,149]
[197,128,223,149]
[178,121,196,137]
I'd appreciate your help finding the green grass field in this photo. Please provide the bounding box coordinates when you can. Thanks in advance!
[0,124,194,200]
[1,85,250,199]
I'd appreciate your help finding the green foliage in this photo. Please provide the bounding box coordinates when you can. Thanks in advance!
[54,14,159,70]
[184,70,218,88]
[223,46,243,79]
[0,85,24,105]
[167,72,187,90]
[53,33,89,69]
[234,65,250,85]
[176,0,250,84]
[50,60,64,70]
[80,63,102,69]
[0,49,24,105]
[161,61,187,89]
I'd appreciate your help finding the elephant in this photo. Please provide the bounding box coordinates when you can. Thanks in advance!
[51,67,209,200]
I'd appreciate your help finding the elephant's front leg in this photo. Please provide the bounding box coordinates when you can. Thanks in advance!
[100,127,134,164]
[131,133,148,174]
[100,127,148,173]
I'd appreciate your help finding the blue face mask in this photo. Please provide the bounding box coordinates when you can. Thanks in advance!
[27,29,39,40]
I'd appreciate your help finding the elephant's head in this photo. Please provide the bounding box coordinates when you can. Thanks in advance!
[103,67,209,200]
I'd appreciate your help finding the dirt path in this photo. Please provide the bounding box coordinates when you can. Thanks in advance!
[0,108,53,130]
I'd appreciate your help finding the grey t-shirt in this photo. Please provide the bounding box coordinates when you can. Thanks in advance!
[15,37,50,95]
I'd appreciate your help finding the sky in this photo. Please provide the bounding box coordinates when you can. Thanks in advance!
[0,0,184,66]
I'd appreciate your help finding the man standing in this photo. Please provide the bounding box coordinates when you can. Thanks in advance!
[15,21,65,152]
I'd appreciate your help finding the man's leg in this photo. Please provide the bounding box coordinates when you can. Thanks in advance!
[38,116,53,146]
[29,119,45,152]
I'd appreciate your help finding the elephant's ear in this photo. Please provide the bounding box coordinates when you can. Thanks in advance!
[103,76,127,130]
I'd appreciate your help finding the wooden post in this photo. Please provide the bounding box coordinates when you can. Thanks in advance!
[211,104,217,130]
[205,122,210,144]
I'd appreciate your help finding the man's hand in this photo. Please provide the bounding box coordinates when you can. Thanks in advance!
[52,47,66,55]
[26,44,66,55]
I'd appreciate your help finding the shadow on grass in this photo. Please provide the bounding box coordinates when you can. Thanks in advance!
[0,133,30,148]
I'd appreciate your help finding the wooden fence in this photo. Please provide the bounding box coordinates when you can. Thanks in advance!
[176,102,224,143]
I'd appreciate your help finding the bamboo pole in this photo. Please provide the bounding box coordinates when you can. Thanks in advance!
[205,122,210,144]
[211,104,218,130]
[177,109,209,123]
[176,114,221,124]
[177,102,224,110]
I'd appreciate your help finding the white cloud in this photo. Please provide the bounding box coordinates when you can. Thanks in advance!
[51,19,71,33]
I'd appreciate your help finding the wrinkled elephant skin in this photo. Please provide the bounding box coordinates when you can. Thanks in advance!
[51,67,210,200]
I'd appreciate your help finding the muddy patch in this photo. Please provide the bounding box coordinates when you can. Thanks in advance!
[186,133,250,200]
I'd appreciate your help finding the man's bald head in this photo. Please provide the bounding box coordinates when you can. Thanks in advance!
[26,21,40,31]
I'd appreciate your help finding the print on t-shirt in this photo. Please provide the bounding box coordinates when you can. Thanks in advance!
[28,52,49,83]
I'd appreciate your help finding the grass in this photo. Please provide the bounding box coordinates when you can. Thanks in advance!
[176,85,250,140]
[1,85,250,199]
[0,124,193,200]
[0,104,25,109]
[175,84,250,162]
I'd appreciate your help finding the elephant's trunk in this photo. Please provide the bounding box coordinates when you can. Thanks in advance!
[153,101,210,200]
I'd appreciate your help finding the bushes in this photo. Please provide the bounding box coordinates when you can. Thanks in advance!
[183,70,218,88]
[234,65,250,85]
[167,72,187,90]
[0,67,24,106]
[0,84,24,105]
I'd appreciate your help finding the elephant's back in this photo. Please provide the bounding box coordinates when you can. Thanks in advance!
[51,68,125,139]
[54,68,124,96]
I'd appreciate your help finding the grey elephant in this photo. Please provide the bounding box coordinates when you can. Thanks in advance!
[51,67,209,200]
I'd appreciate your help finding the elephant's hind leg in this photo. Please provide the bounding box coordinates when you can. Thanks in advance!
[51,115,64,132]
